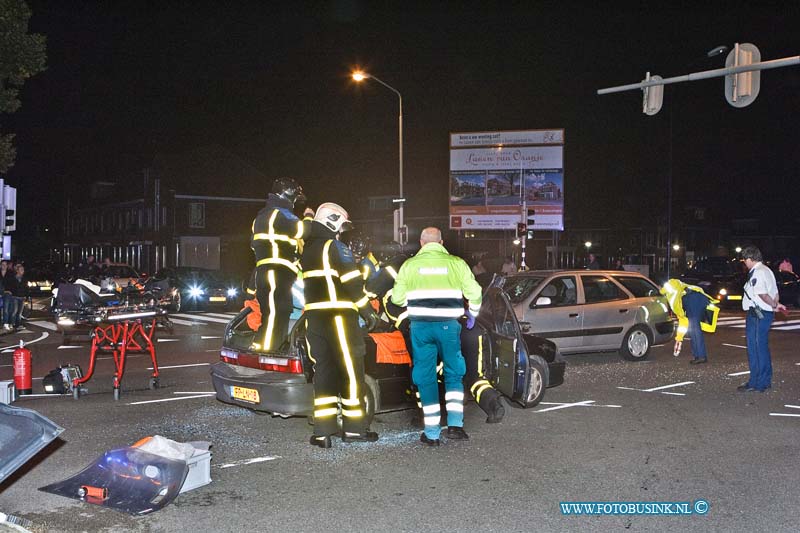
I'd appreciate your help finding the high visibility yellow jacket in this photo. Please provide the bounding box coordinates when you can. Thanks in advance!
[660,279,720,342]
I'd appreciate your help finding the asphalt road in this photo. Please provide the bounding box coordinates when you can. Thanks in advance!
[1,307,799,532]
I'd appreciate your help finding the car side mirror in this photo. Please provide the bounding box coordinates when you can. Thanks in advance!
[519,321,532,333]
[532,296,552,308]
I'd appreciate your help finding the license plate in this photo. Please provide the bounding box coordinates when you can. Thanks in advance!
[209,296,226,302]
[231,386,260,403]
[727,295,742,300]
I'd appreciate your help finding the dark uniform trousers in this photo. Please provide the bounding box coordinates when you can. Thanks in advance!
[255,266,296,351]
[461,324,502,414]
[305,310,368,436]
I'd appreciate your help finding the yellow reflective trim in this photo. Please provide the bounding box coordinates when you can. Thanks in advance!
[304,329,316,364]
[314,407,339,418]
[386,266,398,279]
[246,288,256,295]
[342,408,363,418]
[304,301,357,311]
[255,257,299,272]
[322,240,338,302]
[394,311,408,328]
[474,383,492,403]
[314,396,339,406]
[341,270,362,282]
[261,269,278,350]
[252,232,298,246]
[470,379,490,395]
[294,219,304,239]
[362,265,370,280]
[477,334,484,378]
[335,315,359,406]
[304,269,339,278]
[341,397,360,406]
[355,295,369,308]
[383,290,397,320]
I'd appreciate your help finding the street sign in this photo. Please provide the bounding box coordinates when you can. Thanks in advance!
[725,43,761,108]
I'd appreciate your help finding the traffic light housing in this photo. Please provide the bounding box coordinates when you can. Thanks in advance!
[3,185,16,232]
[516,222,527,238]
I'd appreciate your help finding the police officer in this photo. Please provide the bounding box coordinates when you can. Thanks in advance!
[738,246,786,392]
[460,323,506,422]
[250,178,312,352]
[301,203,380,448]
[392,227,482,446]
[660,279,720,363]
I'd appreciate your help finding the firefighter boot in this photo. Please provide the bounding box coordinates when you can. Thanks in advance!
[309,435,332,449]
[486,396,506,424]
[342,431,379,443]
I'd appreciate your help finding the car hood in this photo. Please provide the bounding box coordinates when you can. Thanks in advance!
[0,403,64,482]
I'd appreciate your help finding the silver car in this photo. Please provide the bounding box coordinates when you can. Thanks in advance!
[498,270,674,360]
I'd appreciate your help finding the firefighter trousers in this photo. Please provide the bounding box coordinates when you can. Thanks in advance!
[255,265,296,351]
[461,324,502,415]
[305,311,369,436]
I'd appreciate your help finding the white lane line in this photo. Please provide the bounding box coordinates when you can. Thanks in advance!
[535,400,595,413]
[201,336,222,340]
[660,392,686,396]
[203,313,236,319]
[728,370,751,376]
[722,343,747,349]
[172,314,230,324]
[13,393,69,398]
[174,391,216,395]
[28,320,57,331]
[57,345,83,350]
[1,331,52,351]
[157,338,180,343]
[773,324,800,330]
[206,349,220,352]
[147,363,210,370]
[785,405,800,410]
[642,381,694,392]
[168,318,199,326]
[769,413,800,418]
[217,456,280,469]
[127,394,216,405]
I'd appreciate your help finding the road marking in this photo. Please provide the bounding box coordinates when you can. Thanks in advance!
[174,391,216,395]
[206,349,220,352]
[217,456,280,469]
[202,313,236,319]
[773,324,800,331]
[201,335,222,340]
[173,313,230,324]
[28,320,58,331]
[722,343,747,349]
[57,345,83,350]
[785,405,800,410]
[0,331,50,352]
[769,413,800,418]
[728,370,751,376]
[157,338,180,343]
[642,381,694,392]
[168,318,199,326]
[147,363,210,370]
[535,400,595,412]
[660,392,686,396]
[127,394,216,405]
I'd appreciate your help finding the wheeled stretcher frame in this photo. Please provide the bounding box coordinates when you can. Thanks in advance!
[72,311,161,401]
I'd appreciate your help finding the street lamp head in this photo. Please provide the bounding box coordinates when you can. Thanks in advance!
[352,71,369,82]
[584,241,592,249]
[707,45,729,58]
[673,244,680,251]
[735,246,742,253]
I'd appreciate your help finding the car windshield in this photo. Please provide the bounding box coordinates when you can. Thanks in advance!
[502,276,546,304]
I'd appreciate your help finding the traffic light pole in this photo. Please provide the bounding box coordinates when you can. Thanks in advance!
[520,199,527,271]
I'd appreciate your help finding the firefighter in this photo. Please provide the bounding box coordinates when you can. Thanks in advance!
[301,203,380,449]
[392,227,482,446]
[660,279,720,362]
[250,178,312,352]
[344,232,381,285]
[460,322,506,423]
[363,241,409,331]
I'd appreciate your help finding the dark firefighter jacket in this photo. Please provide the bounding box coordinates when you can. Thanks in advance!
[250,194,312,274]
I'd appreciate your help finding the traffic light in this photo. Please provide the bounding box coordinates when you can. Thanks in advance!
[516,222,527,238]
[527,209,536,228]
[3,185,16,232]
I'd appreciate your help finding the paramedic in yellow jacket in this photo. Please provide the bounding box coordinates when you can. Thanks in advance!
[660,279,720,364]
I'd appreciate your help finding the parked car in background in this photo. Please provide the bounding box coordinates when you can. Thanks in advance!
[25,262,60,298]
[497,269,674,361]
[152,267,241,312]
[774,268,800,308]
[680,257,745,307]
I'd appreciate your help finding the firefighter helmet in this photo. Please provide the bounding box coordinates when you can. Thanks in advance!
[343,232,370,261]
[272,177,307,207]
[314,202,353,233]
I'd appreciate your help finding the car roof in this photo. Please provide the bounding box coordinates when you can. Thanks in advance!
[504,269,648,277]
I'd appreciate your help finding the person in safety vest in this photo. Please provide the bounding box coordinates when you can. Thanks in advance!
[660,279,720,363]
[301,202,380,449]
[250,178,313,352]
[392,227,482,446]
[365,241,409,333]
[460,322,506,423]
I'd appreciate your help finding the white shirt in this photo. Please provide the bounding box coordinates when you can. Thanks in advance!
[742,261,778,312]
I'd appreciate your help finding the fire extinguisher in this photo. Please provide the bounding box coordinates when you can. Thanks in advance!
[13,340,32,396]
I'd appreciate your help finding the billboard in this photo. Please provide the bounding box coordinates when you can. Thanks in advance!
[449,129,564,231]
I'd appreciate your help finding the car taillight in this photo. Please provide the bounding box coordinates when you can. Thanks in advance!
[258,355,303,373]
[220,349,239,364]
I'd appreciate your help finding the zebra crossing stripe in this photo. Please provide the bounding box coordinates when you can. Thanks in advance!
[172,313,230,324]
[29,320,58,331]
[202,312,238,319]
[773,324,800,331]
[168,317,199,326]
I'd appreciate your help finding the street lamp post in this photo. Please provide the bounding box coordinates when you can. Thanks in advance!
[352,71,404,244]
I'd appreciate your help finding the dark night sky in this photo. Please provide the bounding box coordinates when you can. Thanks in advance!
[5,1,800,236]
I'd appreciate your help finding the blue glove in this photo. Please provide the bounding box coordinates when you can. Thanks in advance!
[465,314,476,330]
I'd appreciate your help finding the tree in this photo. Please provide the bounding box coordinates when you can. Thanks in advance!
[0,0,46,174]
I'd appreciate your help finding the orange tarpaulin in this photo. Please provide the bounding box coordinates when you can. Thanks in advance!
[243,299,262,331]
[368,331,411,365]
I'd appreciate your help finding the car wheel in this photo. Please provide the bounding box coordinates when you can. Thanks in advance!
[168,292,181,313]
[523,354,549,407]
[620,325,651,361]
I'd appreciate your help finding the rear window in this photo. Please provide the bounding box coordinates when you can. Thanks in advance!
[612,275,659,298]
[503,276,546,304]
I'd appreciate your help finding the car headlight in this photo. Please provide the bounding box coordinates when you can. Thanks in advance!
[227,288,238,297]
[718,288,727,297]
[27,281,36,287]
[189,286,204,298]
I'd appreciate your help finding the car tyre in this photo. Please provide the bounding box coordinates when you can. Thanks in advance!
[620,324,652,361]
[523,354,549,407]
